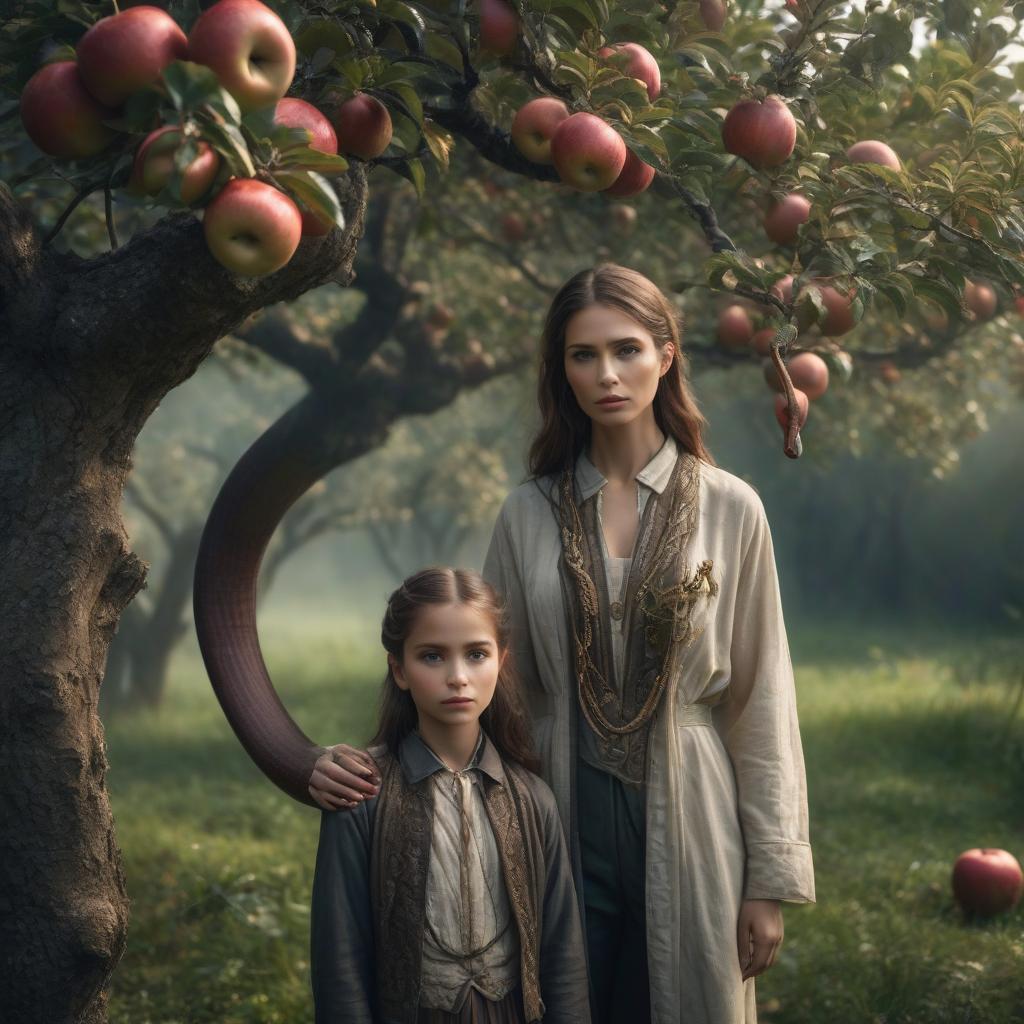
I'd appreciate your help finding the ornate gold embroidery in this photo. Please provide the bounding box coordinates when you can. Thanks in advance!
[559,453,717,782]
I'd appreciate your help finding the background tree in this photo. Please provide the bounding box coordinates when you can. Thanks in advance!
[3,0,1024,1019]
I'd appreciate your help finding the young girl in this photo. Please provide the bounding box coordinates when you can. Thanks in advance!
[311,264,815,1023]
[310,566,590,1024]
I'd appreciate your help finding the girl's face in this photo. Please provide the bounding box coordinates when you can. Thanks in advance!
[390,602,502,733]
[563,303,674,428]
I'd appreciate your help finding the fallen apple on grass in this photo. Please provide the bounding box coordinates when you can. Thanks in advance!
[952,848,1023,918]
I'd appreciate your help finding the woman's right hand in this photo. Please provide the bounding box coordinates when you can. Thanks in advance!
[308,743,381,810]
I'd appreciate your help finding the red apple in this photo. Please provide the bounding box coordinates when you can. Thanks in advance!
[511,97,570,165]
[964,279,997,321]
[786,351,829,399]
[721,95,797,169]
[427,302,455,329]
[501,212,527,243]
[19,62,117,159]
[598,42,661,102]
[1014,294,1024,316]
[129,126,220,204]
[846,139,901,170]
[274,98,338,160]
[551,112,627,192]
[751,327,776,356]
[774,389,809,430]
[603,149,655,197]
[203,178,303,277]
[273,98,339,234]
[76,6,187,108]
[479,0,519,55]
[699,0,728,31]
[332,93,393,160]
[797,281,856,335]
[717,305,753,350]
[878,360,901,384]
[952,848,1023,917]
[188,0,295,112]
[771,274,794,304]
[763,193,810,245]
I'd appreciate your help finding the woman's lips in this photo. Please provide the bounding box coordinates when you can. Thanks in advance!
[596,396,627,405]
[441,697,473,704]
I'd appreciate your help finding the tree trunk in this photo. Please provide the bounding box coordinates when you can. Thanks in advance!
[0,167,366,1021]
[0,398,144,1022]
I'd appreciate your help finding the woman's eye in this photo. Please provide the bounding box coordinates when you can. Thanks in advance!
[571,350,594,361]
[421,652,442,664]
[468,650,489,662]
[619,345,639,356]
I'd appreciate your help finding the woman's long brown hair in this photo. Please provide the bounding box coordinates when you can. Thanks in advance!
[528,263,713,478]
[370,567,540,774]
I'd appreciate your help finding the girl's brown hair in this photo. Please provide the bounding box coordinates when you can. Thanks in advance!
[371,567,540,774]
[528,263,713,478]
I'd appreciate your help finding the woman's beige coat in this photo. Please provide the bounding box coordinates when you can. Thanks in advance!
[482,452,815,1024]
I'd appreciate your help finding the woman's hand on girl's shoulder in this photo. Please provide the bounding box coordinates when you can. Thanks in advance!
[308,743,381,811]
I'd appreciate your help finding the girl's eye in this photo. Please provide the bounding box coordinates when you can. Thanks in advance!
[570,350,594,361]
[421,652,443,664]
[618,344,640,356]
[468,649,490,662]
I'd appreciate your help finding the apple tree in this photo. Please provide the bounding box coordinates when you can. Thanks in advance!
[3,0,1024,1019]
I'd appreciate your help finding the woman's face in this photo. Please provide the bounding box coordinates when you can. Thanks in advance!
[563,303,674,428]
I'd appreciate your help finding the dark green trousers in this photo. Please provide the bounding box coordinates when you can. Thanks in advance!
[577,759,651,1024]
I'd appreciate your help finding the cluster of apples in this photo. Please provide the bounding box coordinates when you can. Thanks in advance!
[761,140,901,246]
[715,273,859,435]
[18,0,393,277]
[510,44,660,198]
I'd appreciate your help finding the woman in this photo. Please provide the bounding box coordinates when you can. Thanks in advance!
[310,264,815,1023]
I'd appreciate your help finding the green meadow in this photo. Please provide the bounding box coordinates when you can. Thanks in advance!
[105,620,1024,1023]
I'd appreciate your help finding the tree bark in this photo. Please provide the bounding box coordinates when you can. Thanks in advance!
[0,168,367,1022]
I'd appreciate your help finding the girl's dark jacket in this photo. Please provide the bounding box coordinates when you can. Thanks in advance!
[310,730,591,1024]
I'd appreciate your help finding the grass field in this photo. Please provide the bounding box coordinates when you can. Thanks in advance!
[104,620,1024,1023]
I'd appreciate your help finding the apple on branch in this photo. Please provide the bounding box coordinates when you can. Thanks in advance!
[763,352,829,399]
[203,178,303,278]
[76,5,187,108]
[763,193,810,245]
[332,93,393,160]
[699,0,728,31]
[19,62,117,159]
[511,97,570,165]
[128,126,221,204]
[846,139,901,170]
[478,0,520,56]
[963,279,997,321]
[721,95,796,169]
[273,98,339,235]
[551,113,627,192]
[188,0,296,112]
[716,305,753,351]
[603,150,655,198]
[597,43,661,102]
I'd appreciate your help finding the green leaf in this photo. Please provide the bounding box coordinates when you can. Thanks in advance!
[395,156,426,198]
[422,121,453,173]
[275,170,344,230]
[161,60,224,114]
